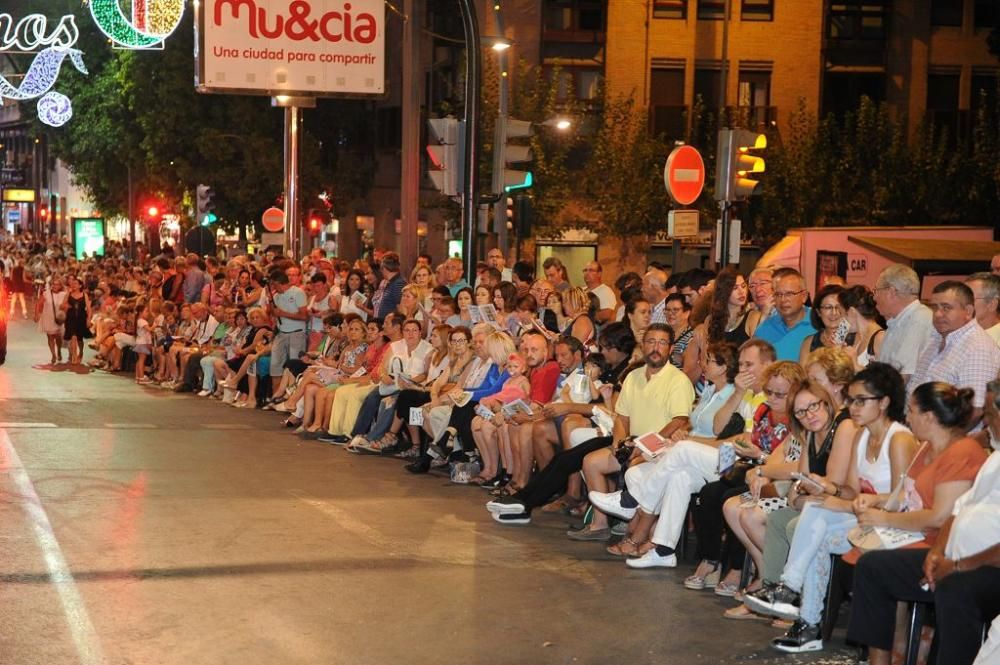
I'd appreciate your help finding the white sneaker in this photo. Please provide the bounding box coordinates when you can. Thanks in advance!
[197,389,211,397]
[588,490,637,521]
[626,550,677,569]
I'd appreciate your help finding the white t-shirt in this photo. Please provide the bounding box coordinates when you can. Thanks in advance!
[945,449,1000,560]
[589,283,616,311]
[389,338,434,377]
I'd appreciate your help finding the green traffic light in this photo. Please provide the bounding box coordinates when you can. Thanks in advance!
[200,212,218,226]
[504,171,533,192]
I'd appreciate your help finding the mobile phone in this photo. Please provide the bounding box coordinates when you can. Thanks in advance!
[832,318,851,346]
[791,471,825,492]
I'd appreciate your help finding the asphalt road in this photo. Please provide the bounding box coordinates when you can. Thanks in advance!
[0,316,858,665]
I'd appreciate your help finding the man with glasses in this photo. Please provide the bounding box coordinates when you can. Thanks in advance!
[754,270,817,361]
[966,272,1000,348]
[582,261,616,325]
[664,293,694,373]
[486,248,512,283]
[444,258,470,296]
[873,263,933,383]
[907,281,1000,425]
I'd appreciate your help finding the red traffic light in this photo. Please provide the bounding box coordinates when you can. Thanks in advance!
[308,216,321,235]
[38,205,49,220]
[147,206,159,217]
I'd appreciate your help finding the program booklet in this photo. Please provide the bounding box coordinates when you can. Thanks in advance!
[634,431,669,459]
[450,389,474,407]
[501,399,534,417]
[468,306,484,324]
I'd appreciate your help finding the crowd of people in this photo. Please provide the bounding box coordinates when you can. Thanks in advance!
[1,233,998,664]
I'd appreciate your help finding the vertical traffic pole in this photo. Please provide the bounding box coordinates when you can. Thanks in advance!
[399,0,421,271]
[492,2,510,255]
[458,0,481,282]
[284,106,300,259]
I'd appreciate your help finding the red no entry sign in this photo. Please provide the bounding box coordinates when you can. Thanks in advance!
[261,207,285,233]
[664,145,705,206]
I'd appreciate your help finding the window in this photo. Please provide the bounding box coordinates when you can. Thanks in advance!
[653,0,687,19]
[697,0,725,20]
[694,68,721,109]
[827,1,888,40]
[544,0,605,32]
[930,0,963,27]
[821,72,885,119]
[576,70,602,100]
[741,0,773,21]
[649,69,686,139]
[972,73,999,110]
[927,72,962,143]
[975,0,998,29]
[738,71,770,108]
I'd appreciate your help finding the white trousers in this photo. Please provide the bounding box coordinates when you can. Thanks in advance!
[624,440,720,549]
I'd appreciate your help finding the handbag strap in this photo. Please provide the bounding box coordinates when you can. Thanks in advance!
[883,441,929,512]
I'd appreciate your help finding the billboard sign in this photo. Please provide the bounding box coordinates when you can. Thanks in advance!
[195,0,386,97]
[72,218,106,260]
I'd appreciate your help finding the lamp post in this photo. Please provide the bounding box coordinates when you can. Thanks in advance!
[458,0,481,283]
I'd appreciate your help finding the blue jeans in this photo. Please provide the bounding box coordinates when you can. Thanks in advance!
[351,389,384,437]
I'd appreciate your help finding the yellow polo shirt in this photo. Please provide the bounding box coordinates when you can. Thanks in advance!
[615,363,695,436]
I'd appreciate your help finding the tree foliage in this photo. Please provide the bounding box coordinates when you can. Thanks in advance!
[581,93,668,239]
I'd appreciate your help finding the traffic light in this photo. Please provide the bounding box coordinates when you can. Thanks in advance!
[515,194,533,237]
[502,118,533,192]
[427,117,464,197]
[715,129,767,202]
[307,212,322,237]
[38,205,49,221]
[196,184,217,225]
[146,204,162,223]
[505,196,514,230]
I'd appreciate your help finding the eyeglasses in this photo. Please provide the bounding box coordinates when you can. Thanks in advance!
[764,388,788,399]
[774,289,805,300]
[449,338,468,344]
[643,338,671,348]
[845,394,881,408]
[793,400,824,419]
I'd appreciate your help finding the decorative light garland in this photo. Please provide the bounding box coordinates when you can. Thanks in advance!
[0,2,183,125]
[88,0,185,49]
[0,47,87,127]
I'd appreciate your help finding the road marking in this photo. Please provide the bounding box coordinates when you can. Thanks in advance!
[0,422,58,428]
[0,430,106,665]
[103,423,157,429]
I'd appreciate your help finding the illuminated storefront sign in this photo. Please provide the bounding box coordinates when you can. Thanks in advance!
[73,218,107,260]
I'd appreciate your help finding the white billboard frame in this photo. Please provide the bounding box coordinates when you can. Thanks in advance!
[193,0,387,98]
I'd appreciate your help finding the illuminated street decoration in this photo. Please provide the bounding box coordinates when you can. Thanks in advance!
[37,92,74,127]
[0,47,88,127]
[89,0,186,49]
[0,1,185,126]
[0,13,80,51]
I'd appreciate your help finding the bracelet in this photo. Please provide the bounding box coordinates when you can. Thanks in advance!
[832,484,842,498]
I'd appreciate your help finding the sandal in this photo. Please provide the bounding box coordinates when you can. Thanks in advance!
[606,537,643,558]
[714,580,740,597]
[723,604,768,621]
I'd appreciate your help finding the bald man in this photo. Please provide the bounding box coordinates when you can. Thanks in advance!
[642,268,670,324]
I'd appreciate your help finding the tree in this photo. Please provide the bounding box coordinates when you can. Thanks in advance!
[582,93,668,239]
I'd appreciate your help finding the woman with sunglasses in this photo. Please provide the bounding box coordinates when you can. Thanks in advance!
[743,363,918,651]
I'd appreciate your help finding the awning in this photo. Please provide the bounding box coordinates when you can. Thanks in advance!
[848,236,1000,273]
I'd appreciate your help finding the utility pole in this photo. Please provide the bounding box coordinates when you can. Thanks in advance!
[717,0,732,268]
[458,0,481,282]
[399,0,421,272]
[491,3,510,256]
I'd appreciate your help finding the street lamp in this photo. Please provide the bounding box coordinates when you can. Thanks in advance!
[542,117,572,131]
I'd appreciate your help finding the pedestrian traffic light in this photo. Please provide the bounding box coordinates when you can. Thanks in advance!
[196,184,217,225]
[38,205,49,221]
[515,194,533,237]
[502,118,534,192]
[427,117,464,197]
[146,204,162,223]
[714,129,767,202]
[505,196,514,230]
